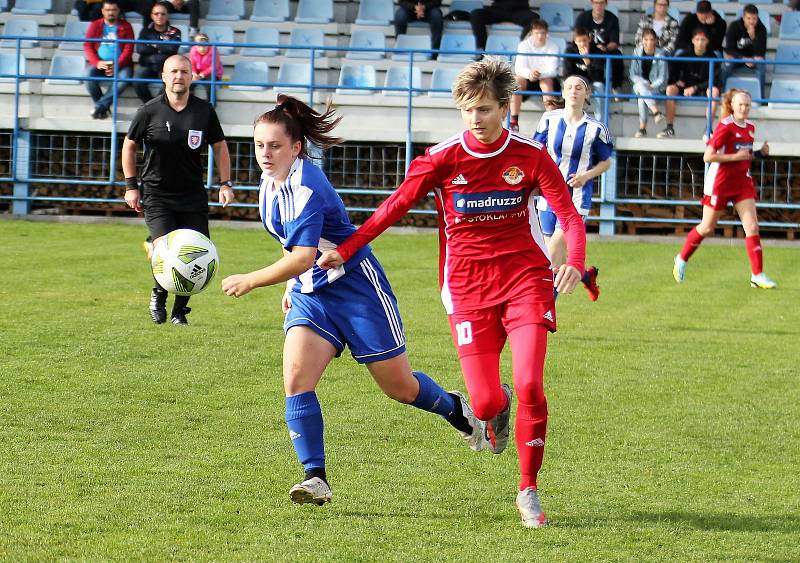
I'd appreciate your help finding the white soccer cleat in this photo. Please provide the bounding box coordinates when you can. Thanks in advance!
[289,477,332,506]
[486,384,512,455]
[516,487,549,529]
[750,272,777,289]
[673,255,686,284]
[450,391,488,452]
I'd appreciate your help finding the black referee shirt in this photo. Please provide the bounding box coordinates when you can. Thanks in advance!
[127,93,225,208]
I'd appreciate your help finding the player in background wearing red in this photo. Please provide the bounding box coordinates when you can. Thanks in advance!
[317,57,586,528]
[673,88,776,288]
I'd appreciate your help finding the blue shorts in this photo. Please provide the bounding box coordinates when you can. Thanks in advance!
[539,209,587,237]
[284,254,406,364]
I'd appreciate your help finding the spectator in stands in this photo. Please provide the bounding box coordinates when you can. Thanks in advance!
[630,28,668,138]
[510,20,561,131]
[164,0,200,36]
[722,4,767,89]
[134,1,181,104]
[657,28,721,138]
[563,27,605,96]
[469,0,539,52]
[83,0,134,119]
[677,0,725,54]
[635,0,679,54]
[394,1,443,59]
[574,0,624,94]
[189,33,224,101]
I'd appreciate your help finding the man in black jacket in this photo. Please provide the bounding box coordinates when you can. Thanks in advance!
[722,4,767,89]
[395,0,443,57]
[134,1,181,104]
[470,0,538,51]
[574,0,624,91]
[676,0,726,53]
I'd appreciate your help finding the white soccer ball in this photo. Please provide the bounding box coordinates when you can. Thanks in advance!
[151,229,219,296]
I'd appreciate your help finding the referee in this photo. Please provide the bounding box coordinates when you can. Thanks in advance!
[122,54,235,325]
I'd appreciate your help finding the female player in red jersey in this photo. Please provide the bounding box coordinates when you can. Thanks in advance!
[673,88,776,288]
[318,57,586,528]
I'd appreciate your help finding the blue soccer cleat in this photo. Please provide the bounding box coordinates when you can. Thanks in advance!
[673,255,686,284]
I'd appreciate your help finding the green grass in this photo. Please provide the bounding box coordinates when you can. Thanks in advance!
[1,220,798,561]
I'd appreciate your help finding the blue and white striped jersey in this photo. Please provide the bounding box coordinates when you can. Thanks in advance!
[258,157,372,293]
[533,109,614,215]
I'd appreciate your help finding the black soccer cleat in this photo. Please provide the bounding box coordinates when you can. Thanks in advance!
[149,287,167,324]
[171,306,191,326]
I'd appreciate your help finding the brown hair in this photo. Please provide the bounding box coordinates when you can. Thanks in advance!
[720,88,751,118]
[451,56,516,108]
[254,94,343,158]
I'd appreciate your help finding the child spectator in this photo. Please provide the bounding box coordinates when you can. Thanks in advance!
[635,0,679,54]
[677,1,726,54]
[629,28,668,137]
[189,33,224,101]
[722,4,767,89]
[510,20,561,131]
[574,0,624,94]
[563,27,606,96]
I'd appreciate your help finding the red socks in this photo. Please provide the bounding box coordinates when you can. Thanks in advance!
[515,400,548,491]
[680,227,705,261]
[745,235,763,275]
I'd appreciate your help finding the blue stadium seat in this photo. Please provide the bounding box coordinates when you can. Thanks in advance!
[724,75,762,102]
[10,0,50,15]
[485,33,518,61]
[0,0,8,11]
[383,64,422,96]
[734,7,771,36]
[550,36,567,53]
[346,29,385,60]
[438,32,476,62]
[251,0,290,22]
[428,66,461,97]
[59,20,90,51]
[206,0,245,21]
[240,27,279,57]
[286,27,325,58]
[392,34,431,61]
[45,54,84,85]
[336,63,376,95]
[173,24,190,52]
[1,18,39,48]
[229,60,270,90]
[203,25,235,55]
[539,3,574,33]
[774,43,800,76]
[124,11,143,20]
[0,52,26,82]
[741,0,772,4]
[275,61,312,92]
[768,78,800,109]
[355,0,394,25]
[779,11,800,40]
[444,0,482,30]
[295,0,333,24]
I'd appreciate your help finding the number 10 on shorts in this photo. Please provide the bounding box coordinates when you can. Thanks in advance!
[456,321,473,346]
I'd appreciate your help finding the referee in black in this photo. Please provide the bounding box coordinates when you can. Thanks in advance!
[122,54,235,325]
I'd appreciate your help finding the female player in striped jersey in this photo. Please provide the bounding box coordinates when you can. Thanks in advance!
[534,75,614,301]
[673,88,776,288]
[221,95,485,506]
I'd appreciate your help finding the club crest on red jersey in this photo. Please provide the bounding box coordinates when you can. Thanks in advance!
[502,166,524,185]
[188,129,203,149]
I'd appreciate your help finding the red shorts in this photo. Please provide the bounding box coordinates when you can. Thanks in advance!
[448,288,556,358]
[702,185,757,211]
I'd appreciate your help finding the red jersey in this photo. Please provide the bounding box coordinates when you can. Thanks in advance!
[704,116,756,198]
[335,129,586,314]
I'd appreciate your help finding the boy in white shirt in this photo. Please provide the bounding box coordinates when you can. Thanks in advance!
[510,20,561,131]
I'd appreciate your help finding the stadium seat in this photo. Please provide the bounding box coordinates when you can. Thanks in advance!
[539,3,574,33]
[346,29,386,60]
[295,0,333,24]
[724,75,762,102]
[774,43,800,76]
[551,36,567,54]
[124,11,143,20]
[768,78,800,109]
[275,61,313,92]
[131,22,143,39]
[0,52,26,82]
[173,24,190,52]
[779,11,800,40]
[391,34,431,61]
[485,33,518,61]
[0,0,8,11]
[734,7,771,36]
[203,25,235,55]
[428,66,461,97]
[45,54,85,84]
[336,63,376,95]
[251,0,290,22]
[10,0,50,15]
[741,0,772,4]
[444,0,482,30]
[229,60,270,90]
[438,32,476,63]
[383,64,422,96]
[206,0,245,21]
[286,27,325,58]
[58,20,90,51]
[240,27,279,57]
[1,18,39,48]
[355,0,394,25]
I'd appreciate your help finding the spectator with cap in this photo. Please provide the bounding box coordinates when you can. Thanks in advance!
[395,1,443,59]
[469,0,538,52]
[574,0,624,95]
[722,3,767,89]
[134,1,181,104]
[677,0,726,54]
[635,0,680,54]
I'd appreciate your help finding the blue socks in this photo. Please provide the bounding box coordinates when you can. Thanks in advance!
[411,371,456,418]
[285,391,325,471]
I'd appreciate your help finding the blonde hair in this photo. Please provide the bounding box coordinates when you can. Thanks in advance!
[721,88,751,118]
[451,56,516,109]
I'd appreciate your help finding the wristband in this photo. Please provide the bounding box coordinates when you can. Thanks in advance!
[125,177,139,191]
[753,150,764,159]
[220,180,234,189]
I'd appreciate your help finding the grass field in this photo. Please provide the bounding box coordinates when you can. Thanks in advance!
[1,219,798,561]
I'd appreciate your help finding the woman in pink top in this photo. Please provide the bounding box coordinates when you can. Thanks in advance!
[189,33,223,100]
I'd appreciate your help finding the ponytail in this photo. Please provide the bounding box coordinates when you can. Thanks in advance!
[254,94,343,158]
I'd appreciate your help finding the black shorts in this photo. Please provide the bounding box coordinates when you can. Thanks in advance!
[144,200,209,239]
[518,78,560,102]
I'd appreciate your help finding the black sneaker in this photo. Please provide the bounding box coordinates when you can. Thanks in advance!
[656,125,675,139]
[149,287,167,324]
[171,306,191,325]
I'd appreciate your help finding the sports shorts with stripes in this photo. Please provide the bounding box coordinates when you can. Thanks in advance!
[284,254,407,364]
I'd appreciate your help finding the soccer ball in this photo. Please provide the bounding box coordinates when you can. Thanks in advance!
[151,229,219,296]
